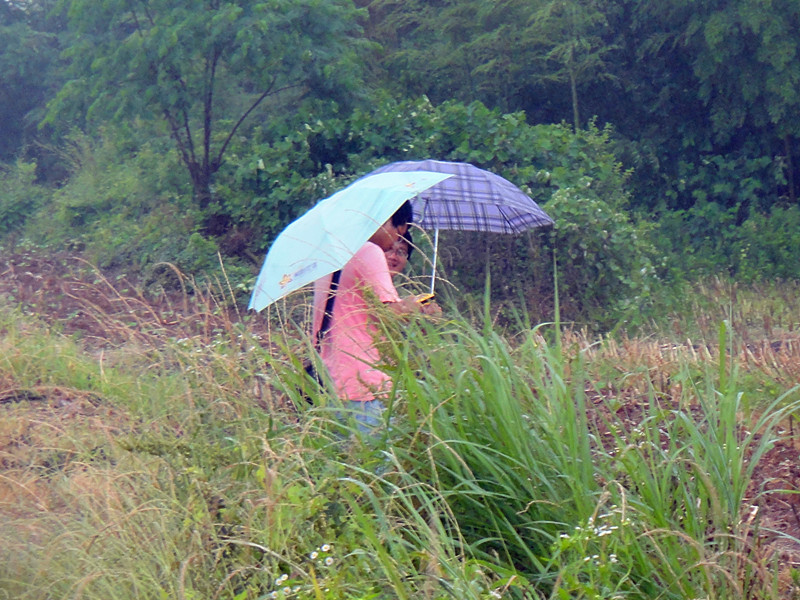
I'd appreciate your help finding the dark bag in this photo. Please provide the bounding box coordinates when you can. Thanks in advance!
[303,360,319,381]
[297,359,324,403]
[298,270,340,403]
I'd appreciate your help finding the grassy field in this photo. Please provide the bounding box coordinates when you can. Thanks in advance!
[1,254,800,600]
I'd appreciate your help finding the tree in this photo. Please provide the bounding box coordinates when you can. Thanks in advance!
[45,0,367,225]
[363,0,619,130]
[0,0,64,161]
[524,0,617,131]
[463,0,543,113]
[362,0,481,103]
[632,0,800,202]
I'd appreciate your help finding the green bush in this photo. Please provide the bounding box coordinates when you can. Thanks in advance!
[664,153,785,212]
[657,201,800,283]
[17,129,243,280]
[546,185,659,330]
[739,204,800,280]
[0,159,45,236]
[219,97,655,330]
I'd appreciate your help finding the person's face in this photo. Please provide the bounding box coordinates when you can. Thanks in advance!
[385,239,410,275]
[370,219,408,252]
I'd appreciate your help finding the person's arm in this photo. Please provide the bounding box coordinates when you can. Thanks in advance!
[384,295,442,316]
[360,242,442,316]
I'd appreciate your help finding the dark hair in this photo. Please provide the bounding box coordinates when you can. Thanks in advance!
[391,200,413,228]
[399,229,414,260]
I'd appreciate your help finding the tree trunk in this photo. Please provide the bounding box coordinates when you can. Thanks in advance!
[785,135,796,204]
[189,163,213,210]
[190,164,228,236]
[570,68,580,131]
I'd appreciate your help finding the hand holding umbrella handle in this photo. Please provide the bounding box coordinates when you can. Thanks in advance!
[414,293,442,316]
[415,292,435,305]
[419,301,442,316]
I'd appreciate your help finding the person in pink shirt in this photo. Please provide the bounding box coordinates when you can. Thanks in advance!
[312,201,438,433]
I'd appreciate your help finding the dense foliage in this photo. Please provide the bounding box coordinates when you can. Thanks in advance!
[2,0,800,328]
[42,0,368,231]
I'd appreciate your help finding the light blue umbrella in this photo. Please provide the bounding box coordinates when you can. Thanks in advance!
[248,171,452,311]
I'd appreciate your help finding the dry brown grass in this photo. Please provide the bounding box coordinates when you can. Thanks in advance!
[0,383,131,515]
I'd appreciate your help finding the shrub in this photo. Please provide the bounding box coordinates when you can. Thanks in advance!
[222,97,654,330]
[546,184,659,330]
[16,129,243,280]
[657,201,800,283]
[0,159,45,236]
[739,204,800,280]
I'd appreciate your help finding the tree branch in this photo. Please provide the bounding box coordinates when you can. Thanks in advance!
[163,107,193,171]
[214,79,304,169]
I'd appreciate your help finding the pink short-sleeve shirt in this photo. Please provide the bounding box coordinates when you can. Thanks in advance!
[312,241,400,402]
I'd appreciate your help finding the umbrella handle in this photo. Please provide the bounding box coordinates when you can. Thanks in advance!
[430,228,439,295]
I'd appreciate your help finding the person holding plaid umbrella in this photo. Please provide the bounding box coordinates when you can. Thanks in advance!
[311,201,440,434]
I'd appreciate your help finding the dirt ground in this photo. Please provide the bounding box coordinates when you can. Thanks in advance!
[2,250,800,587]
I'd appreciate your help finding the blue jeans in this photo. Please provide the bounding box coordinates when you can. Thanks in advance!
[342,398,386,435]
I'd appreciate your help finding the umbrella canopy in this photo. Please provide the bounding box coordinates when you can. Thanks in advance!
[367,159,554,234]
[366,160,554,293]
[248,171,452,312]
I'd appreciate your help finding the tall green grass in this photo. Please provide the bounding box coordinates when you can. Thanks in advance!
[350,311,800,598]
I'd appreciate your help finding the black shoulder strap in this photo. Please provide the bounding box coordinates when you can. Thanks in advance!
[315,269,341,348]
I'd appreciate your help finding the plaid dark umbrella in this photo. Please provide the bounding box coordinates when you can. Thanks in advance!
[366,160,554,293]
[368,159,554,234]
